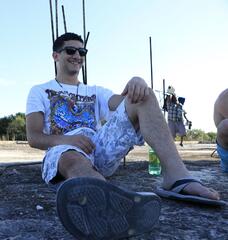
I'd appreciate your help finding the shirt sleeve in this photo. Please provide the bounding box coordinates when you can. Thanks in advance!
[26,85,46,116]
[96,86,114,121]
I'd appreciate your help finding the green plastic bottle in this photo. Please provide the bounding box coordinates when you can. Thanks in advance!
[148,148,161,175]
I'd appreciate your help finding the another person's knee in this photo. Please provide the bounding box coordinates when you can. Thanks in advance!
[217,119,228,137]
[217,119,228,147]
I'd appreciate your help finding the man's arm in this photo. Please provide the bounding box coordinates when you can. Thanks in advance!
[108,76,150,111]
[182,109,188,121]
[183,113,188,121]
[108,94,125,111]
[26,112,95,153]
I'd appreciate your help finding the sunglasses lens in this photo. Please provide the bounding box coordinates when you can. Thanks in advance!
[65,48,76,55]
[62,47,87,56]
[78,48,87,56]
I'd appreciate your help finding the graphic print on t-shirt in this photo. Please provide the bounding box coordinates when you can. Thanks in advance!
[46,89,96,134]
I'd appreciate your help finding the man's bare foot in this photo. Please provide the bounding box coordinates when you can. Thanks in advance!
[162,179,220,200]
[182,182,220,200]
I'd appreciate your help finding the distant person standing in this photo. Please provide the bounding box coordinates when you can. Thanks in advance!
[163,86,188,147]
[214,88,228,172]
[176,97,188,146]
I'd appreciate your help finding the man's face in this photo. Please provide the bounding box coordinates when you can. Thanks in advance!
[53,40,86,76]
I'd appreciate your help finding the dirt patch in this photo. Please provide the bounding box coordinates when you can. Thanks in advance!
[0,141,44,164]
[0,141,218,164]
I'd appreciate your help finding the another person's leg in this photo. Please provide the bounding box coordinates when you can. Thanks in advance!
[180,136,184,147]
[168,121,176,139]
[125,89,219,200]
[178,122,186,147]
[216,119,228,172]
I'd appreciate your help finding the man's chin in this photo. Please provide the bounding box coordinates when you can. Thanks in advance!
[68,70,80,76]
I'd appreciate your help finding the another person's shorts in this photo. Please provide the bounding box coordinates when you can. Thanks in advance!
[42,100,144,184]
[217,143,228,173]
[168,120,186,138]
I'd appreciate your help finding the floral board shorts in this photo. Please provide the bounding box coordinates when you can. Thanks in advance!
[42,100,144,184]
[217,143,228,173]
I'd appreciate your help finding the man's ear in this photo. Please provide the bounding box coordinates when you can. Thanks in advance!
[52,52,59,62]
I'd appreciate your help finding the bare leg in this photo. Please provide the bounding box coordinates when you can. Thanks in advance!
[58,150,105,181]
[125,89,219,200]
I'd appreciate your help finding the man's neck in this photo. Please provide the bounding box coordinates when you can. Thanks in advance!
[56,74,80,86]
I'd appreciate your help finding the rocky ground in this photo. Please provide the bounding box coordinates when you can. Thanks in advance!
[0,141,227,240]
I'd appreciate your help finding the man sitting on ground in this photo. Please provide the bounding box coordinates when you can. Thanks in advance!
[26,32,222,240]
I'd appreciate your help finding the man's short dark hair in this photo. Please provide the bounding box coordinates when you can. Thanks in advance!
[53,32,84,52]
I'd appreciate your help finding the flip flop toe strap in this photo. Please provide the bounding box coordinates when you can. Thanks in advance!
[170,179,202,193]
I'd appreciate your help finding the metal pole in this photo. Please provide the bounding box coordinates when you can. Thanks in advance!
[82,0,87,84]
[82,66,85,84]
[84,31,90,48]
[163,78,166,116]
[149,36,153,89]
[61,5,67,33]
[82,0,86,43]
[49,0,57,75]
[55,0,59,38]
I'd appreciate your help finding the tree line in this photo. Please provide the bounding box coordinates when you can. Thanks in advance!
[0,113,26,141]
[0,112,217,142]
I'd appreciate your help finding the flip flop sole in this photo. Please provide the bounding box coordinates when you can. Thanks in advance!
[56,177,161,240]
[156,187,227,207]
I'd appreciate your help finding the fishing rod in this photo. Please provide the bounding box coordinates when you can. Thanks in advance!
[49,0,57,75]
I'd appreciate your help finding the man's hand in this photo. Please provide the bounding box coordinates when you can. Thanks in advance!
[121,77,150,104]
[67,134,96,154]
[26,112,96,153]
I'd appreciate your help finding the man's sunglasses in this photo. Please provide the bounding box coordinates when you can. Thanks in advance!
[58,46,88,57]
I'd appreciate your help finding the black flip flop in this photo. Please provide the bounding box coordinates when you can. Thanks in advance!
[56,177,161,240]
[155,179,227,207]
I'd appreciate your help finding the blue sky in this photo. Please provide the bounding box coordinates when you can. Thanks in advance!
[0,0,228,132]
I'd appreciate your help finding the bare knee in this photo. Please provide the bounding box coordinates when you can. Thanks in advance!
[58,150,105,180]
[125,89,159,124]
[58,151,91,178]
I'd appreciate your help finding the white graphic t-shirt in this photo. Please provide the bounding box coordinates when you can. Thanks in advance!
[26,79,114,137]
